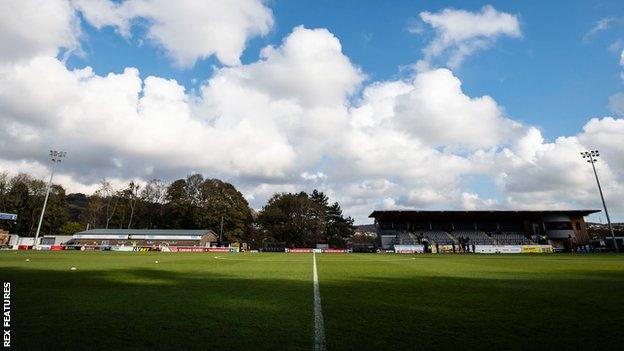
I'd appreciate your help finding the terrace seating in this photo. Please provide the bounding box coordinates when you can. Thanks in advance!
[451,230,494,245]
[396,231,419,245]
[418,230,456,245]
[491,232,534,245]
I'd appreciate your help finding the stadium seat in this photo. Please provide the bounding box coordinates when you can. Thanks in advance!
[417,230,456,245]
[451,230,494,245]
[490,232,534,245]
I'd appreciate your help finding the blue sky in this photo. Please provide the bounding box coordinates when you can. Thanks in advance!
[2,0,624,223]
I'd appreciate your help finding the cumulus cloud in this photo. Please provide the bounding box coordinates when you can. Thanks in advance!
[418,5,521,68]
[0,24,363,210]
[0,0,79,63]
[74,0,274,67]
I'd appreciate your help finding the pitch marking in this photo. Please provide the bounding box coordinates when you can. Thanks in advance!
[313,252,326,351]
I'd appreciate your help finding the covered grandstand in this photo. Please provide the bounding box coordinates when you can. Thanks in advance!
[369,210,599,250]
[69,229,218,247]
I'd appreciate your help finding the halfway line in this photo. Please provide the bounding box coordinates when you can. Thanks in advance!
[313,253,326,351]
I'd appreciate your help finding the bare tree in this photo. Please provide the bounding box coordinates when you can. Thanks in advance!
[98,179,119,229]
[0,172,9,212]
[185,174,204,206]
[141,179,167,204]
[125,181,140,229]
[85,194,104,228]
[140,179,167,228]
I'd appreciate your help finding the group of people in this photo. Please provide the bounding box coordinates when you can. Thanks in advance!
[456,236,475,253]
[419,235,476,254]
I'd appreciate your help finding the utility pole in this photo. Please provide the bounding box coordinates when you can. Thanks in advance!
[33,150,66,249]
[581,150,617,252]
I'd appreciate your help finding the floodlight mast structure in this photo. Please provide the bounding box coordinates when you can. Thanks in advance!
[581,150,617,251]
[33,150,66,249]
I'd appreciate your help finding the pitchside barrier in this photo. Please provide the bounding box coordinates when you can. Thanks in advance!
[427,244,553,254]
[394,245,425,254]
[19,245,240,253]
[473,245,553,254]
[286,248,350,253]
[8,244,552,254]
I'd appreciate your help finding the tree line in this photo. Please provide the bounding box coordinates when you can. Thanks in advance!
[0,172,355,247]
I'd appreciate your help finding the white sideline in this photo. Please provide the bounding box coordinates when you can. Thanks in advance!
[313,253,326,351]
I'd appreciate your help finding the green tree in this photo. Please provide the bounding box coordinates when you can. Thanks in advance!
[258,190,354,248]
[310,189,354,247]
[164,178,195,228]
[0,173,68,236]
[257,192,325,247]
[199,178,252,242]
[43,184,69,235]
[324,202,355,248]
[59,221,84,236]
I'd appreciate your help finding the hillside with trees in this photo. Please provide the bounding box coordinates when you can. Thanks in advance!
[0,172,355,247]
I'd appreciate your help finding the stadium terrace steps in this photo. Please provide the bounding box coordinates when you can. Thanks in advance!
[393,231,421,245]
[451,230,494,245]
[417,230,456,245]
[444,232,457,244]
[384,229,535,247]
[490,231,535,245]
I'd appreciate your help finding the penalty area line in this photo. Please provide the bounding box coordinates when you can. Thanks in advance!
[313,252,326,351]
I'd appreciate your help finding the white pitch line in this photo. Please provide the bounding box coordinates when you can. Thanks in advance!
[313,253,326,351]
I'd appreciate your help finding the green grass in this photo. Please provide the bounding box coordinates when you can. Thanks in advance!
[1,252,623,350]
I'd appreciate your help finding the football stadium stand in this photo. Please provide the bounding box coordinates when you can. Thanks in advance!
[396,231,419,245]
[452,230,494,245]
[419,230,456,245]
[491,231,534,245]
[370,210,599,250]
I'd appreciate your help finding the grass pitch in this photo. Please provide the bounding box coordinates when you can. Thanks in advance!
[1,252,623,350]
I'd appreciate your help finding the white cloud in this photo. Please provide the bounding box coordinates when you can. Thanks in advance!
[393,68,524,149]
[419,5,521,68]
[578,117,624,173]
[0,25,361,192]
[301,172,327,181]
[482,122,624,213]
[74,0,274,67]
[0,0,79,63]
[583,17,621,43]
[210,26,364,108]
[620,49,624,80]
[461,192,498,210]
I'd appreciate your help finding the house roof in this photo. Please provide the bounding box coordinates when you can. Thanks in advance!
[369,210,600,220]
[74,229,215,236]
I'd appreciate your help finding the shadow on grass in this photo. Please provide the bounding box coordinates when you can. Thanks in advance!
[4,261,624,350]
[319,270,624,351]
[4,267,313,351]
